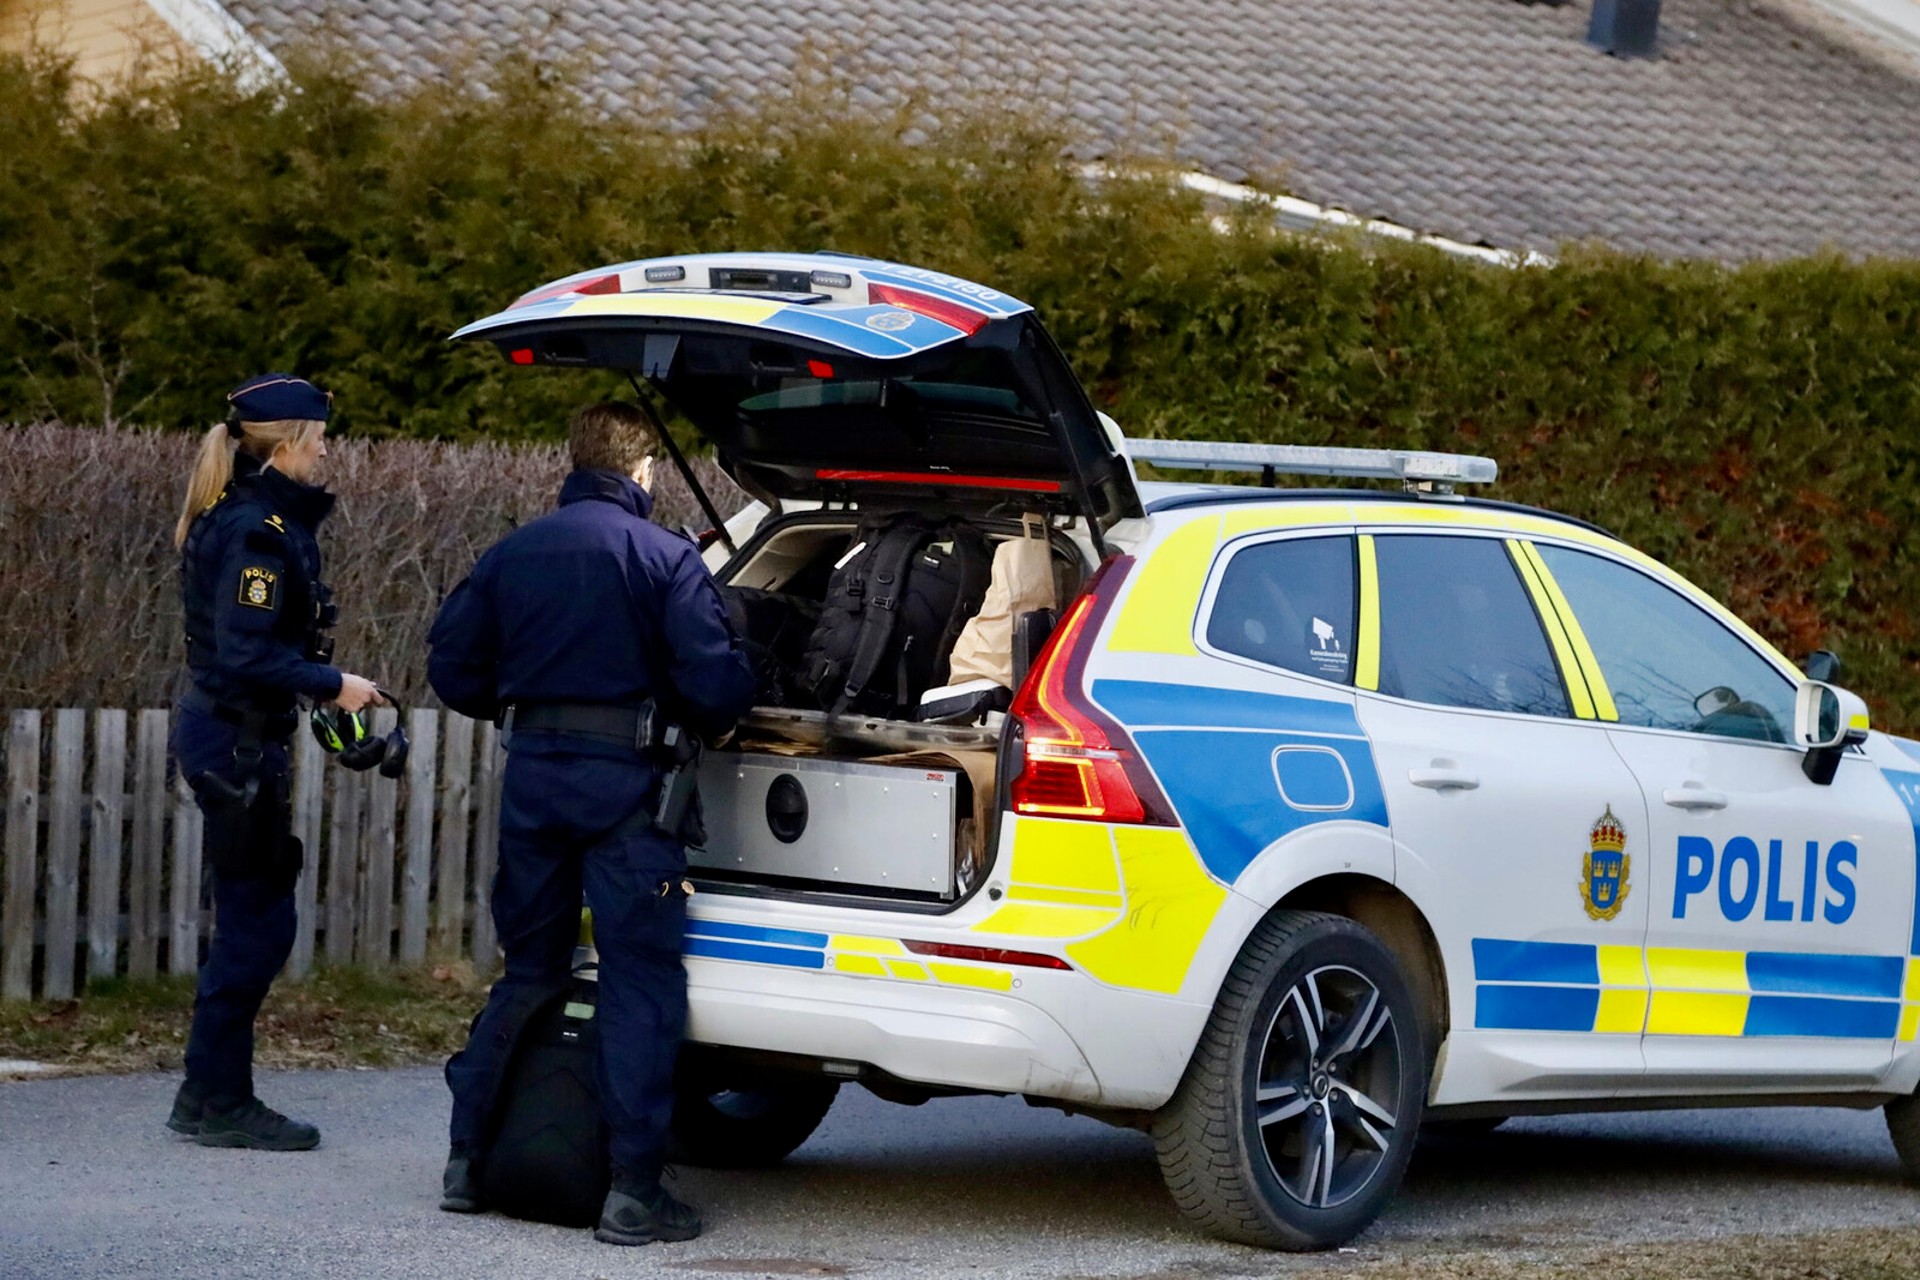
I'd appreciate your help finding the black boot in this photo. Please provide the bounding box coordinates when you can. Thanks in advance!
[440,1143,484,1213]
[166,1081,207,1136]
[194,1096,320,1151]
[594,1173,701,1246]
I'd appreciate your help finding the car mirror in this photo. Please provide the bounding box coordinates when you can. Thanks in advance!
[1693,686,1739,718]
[1804,649,1843,684]
[1795,680,1870,786]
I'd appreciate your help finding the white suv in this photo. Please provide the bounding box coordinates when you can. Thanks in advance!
[457,252,1920,1249]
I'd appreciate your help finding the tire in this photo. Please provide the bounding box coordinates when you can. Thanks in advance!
[667,1074,840,1169]
[1888,1094,1920,1183]
[1152,910,1428,1250]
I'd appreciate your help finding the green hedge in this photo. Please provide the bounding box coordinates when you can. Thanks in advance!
[3,50,1918,729]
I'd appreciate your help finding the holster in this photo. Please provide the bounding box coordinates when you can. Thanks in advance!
[194,767,301,890]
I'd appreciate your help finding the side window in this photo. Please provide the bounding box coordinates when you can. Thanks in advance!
[1206,535,1356,684]
[1375,535,1571,718]
[1534,545,1795,744]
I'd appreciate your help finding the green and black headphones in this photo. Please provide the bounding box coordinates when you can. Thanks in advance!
[310,690,410,778]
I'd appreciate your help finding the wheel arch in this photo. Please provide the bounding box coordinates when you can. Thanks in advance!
[1271,874,1450,1069]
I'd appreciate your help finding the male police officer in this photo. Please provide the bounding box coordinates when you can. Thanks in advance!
[427,401,755,1245]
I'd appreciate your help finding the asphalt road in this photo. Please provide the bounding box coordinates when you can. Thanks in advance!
[2,1067,1917,1280]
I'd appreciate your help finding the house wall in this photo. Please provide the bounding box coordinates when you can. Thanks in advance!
[0,0,193,84]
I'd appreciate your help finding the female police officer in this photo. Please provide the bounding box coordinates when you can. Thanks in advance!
[166,373,383,1150]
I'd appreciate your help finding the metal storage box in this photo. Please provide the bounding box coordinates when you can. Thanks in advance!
[689,751,959,896]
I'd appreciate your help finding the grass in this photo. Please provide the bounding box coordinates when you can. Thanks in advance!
[0,962,490,1077]
[1313,1225,1920,1279]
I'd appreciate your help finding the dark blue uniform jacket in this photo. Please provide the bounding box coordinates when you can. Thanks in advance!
[426,470,755,749]
[180,452,341,716]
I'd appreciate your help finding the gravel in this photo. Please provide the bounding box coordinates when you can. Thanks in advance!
[1,1067,1917,1279]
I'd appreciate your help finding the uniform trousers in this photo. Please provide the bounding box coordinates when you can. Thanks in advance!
[446,744,689,1179]
[172,707,298,1103]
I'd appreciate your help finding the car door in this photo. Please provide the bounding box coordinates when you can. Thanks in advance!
[1530,539,1913,1092]
[1353,530,1651,1106]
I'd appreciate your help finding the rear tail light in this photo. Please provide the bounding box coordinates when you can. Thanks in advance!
[867,283,990,335]
[901,939,1072,971]
[1006,557,1173,825]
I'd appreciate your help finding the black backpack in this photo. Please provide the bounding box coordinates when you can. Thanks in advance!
[800,513,992,717]
[477,975,610,1227]
[722,585,824,708]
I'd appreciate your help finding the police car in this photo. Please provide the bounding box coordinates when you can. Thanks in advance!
[456,252,1920,1250]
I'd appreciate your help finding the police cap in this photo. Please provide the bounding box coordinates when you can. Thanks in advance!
[227,373,332,424]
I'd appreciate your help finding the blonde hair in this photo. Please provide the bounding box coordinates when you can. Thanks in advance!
[568,401,660,474]
[174,419,325,547]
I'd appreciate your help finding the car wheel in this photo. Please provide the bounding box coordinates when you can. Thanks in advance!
[1888,1093,1920,1183]
[1152,910,1427,1250]
[667,1075,840,1168]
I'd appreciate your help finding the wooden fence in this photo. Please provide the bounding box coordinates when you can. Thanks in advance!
[0,707,506,1002]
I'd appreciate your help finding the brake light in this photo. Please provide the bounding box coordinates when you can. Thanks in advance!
[509,348,535,365]
[1007,557,1173,825]
[868,283,989,335]
[900,940,1072,971]
[815,469,1062,493]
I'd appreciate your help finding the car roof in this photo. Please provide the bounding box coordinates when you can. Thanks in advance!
[1137,480,1616,540]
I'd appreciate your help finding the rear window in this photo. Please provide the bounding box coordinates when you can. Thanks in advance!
[1205,535,1358,684]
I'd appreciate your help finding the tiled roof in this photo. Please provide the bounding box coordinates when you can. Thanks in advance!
[220,0,1920,260]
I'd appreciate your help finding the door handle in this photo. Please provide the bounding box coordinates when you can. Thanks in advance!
[1663,784,1728,811]
[1409,766,1480,792]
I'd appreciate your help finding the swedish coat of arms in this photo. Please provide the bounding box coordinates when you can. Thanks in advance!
[1580,805,1630,922]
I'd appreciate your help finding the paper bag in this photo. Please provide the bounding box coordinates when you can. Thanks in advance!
[946,514,1057,690]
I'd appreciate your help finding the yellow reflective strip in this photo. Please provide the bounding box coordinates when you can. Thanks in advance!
[1645,948,1750,992]
[1356,535,1380,691]
[832,954,888,977]
[1594,988,1649,1034]
[970,902,1122,939]
[884,960,931,981]
[927,962,1015,992]
[1850,712,1872,732]
[1067,827,1227,995]
[1007,884,1124,907]
[1221,502,1353,536]
[1647,990,1749,1036]
[1520,542,1619,721]
[1106,515,1220,655]
[828,934,907,957]
[1004,817,1122,893]
[1597,944,1647,988]
[1906,959,1920,1003]
[1507,540,1595,720]
[560,293,785,324]
[1902,1005,1920,1042]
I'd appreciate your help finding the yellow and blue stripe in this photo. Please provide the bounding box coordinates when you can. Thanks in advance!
[684,919,828,969]
[1090,680,1389,885]
[1473,938,1914,1039]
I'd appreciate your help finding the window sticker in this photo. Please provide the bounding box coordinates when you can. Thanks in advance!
[1305,616,1350,678]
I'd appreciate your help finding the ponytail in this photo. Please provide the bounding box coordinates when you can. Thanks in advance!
[174,417,324,547]
[175,424,235,548]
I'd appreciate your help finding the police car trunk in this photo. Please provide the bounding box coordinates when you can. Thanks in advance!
[454,253,1143,907]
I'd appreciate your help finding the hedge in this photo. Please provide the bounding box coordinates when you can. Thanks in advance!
[1,48,1917,729]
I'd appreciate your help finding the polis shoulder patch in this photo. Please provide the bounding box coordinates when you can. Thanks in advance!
[238,565,279,611]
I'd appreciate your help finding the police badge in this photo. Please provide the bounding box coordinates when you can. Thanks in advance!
[1580,805,1630,921]
[238,565,278,610]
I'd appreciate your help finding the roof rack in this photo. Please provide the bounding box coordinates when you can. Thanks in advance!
[1123,438,1497,494]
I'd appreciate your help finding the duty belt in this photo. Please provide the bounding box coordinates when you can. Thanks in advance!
[500,701,664,752]
[179,687,298,740]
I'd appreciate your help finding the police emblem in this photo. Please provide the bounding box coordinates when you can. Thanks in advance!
[238,565,278,610]
[1580,804,1631,921]
[865,309,915,332]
